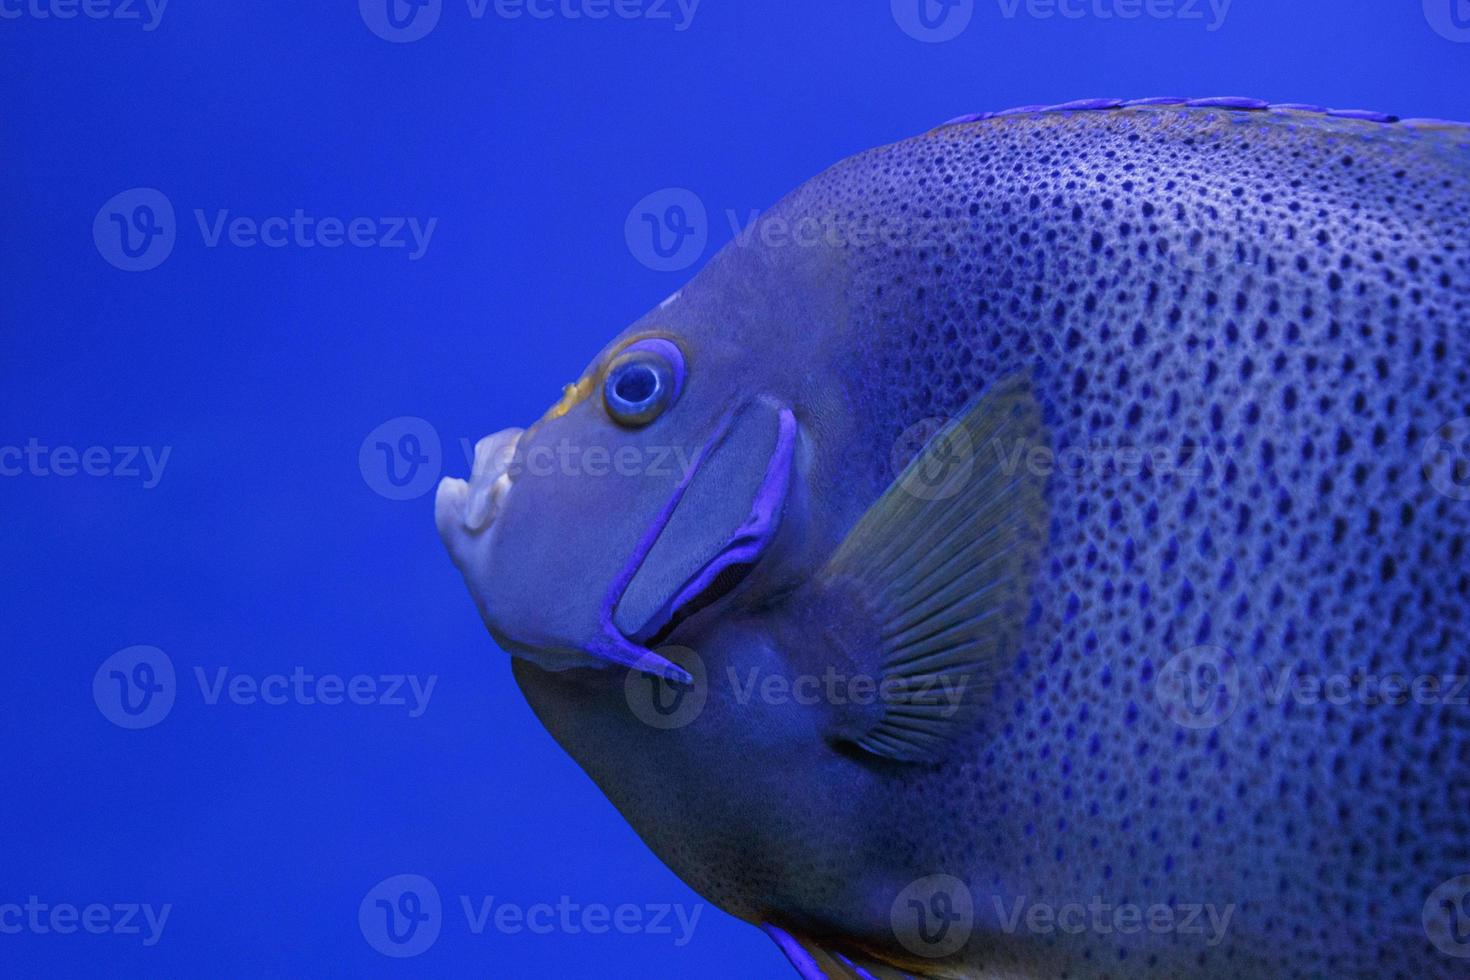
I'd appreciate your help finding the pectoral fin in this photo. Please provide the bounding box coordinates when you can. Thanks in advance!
[817,375,1050,763]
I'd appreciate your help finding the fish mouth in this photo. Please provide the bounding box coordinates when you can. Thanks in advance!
[435,426,697,685]
[434,428,523,541]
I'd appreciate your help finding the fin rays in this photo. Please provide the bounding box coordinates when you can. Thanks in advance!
[819,375,1051,763]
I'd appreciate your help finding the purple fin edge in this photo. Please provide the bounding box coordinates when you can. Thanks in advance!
[932,97,1468,133]
[761,924,919,980]
[834,951,892,980]
[761,923,828,980]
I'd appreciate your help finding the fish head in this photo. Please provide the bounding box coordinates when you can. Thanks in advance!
[436,231,862,683]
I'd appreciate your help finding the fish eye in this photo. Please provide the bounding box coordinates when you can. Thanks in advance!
[603,339,685,428]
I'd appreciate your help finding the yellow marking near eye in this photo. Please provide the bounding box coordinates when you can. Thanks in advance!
[542,375,597,422]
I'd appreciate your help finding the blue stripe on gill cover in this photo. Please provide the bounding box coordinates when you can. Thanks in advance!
[938,96,1470,135]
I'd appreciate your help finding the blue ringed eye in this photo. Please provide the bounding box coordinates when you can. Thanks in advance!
[604,352,676,427]
[615,363,660,405]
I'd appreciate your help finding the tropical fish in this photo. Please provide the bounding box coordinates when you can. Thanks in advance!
[436,97,1470,979]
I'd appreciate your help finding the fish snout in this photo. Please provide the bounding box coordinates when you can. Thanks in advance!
[435,427,524,545]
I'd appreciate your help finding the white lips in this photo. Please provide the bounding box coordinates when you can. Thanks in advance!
[435,427,524,541]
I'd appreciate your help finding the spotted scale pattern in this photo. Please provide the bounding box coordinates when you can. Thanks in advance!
[760,103,1470,978]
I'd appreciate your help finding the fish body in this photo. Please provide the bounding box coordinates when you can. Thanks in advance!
[439,101,1470,978]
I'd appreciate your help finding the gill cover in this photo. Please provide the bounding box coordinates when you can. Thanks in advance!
[614,397,797,643]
